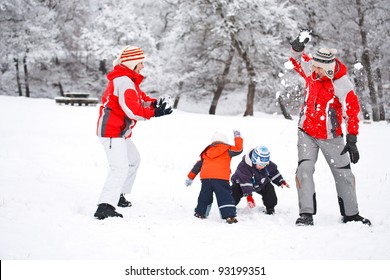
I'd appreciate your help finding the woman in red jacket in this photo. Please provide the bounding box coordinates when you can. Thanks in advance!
[94,46,172,220]
[290,30,370,226]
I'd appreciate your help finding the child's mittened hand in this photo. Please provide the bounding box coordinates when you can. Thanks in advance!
[233,130,241,137]
[281,181,290,188]
[185,178,193,187]
[246,195,256,208]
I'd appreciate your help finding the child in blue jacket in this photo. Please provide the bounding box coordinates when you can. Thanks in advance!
[231,145,289,214]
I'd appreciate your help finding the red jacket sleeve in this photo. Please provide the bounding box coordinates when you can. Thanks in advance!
[345,90,360,135]
[139,90,157,108]
[290,51,311,79]
[123,89,155,119]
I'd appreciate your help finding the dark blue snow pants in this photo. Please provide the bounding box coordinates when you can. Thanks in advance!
[195,179,237,219]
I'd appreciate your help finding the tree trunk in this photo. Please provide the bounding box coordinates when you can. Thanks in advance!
[58,81,64,97]
[356,0,379,121]
[99,59,107,75]
[209,46,234,115]
[375,67,385,121]
[354,79,370,120]
[353,68,370,120]
[14,57,23,96]
[374,49,385,120]
[213,2,256,116]
[278,95,293,120]
[361,50,379,121]
[230,32,256,116]
[173,81,184,109]
[23,54,30,98]
[244,81,256,116]
[173,95,180,109]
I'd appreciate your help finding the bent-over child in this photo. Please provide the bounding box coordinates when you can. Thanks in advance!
[231,145,289,215]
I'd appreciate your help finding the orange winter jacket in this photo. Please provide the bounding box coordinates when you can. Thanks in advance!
[187,136,243,181]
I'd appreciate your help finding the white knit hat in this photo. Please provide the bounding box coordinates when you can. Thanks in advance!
[211,132,228,144]
[112,46,145,70]
[312,48,337,79]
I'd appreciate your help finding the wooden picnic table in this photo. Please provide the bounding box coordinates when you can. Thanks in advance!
[55,92,99,106]
[63,92,91,98]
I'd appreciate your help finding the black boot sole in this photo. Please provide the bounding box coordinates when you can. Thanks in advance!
[94,213,123,220]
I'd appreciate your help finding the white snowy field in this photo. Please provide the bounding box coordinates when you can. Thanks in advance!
[1,95,390,279]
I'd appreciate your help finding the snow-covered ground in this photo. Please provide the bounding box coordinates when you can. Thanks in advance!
[1,96,389,279]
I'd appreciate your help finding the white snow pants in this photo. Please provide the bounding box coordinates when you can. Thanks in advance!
[97,137,140,207]
[295,130,359,217]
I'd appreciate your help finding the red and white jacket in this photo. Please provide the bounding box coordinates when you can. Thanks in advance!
[96,65,156,139]
[290,52,360,139]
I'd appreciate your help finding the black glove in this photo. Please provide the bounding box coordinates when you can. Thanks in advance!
[291,29,312,52]
[340,134,359,164]
[154,101,173,117]
[152,98,164,108]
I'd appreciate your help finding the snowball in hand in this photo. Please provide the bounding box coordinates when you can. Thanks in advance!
[299,30,312,43]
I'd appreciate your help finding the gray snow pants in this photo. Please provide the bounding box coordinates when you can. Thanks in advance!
[295,130,359,217]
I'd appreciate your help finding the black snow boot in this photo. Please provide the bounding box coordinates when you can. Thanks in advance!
[343,214,371,226]
[296,213,314,226]
[265,208,275,215]
[117,194,132,207]
[94,203,123,220]
[194,213,206,219]
[226,217,238,224]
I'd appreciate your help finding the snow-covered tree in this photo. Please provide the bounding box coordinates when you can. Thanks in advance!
[0,0,61,97]
[160,0,298,115]
[0,0,388,118]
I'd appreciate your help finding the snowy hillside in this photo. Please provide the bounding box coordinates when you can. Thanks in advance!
[1,96,389,279]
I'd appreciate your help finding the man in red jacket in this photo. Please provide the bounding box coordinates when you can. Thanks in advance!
[290,30,371,226]
[94,46,172,220]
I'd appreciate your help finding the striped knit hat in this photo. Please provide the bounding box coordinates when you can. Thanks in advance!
[113,46,145,70]
[312,48,337,79]
[251,145,270,166]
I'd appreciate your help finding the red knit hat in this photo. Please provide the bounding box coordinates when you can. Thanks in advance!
[113,46,145,70]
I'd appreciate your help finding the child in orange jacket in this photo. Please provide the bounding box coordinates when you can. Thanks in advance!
[185,130,243,224]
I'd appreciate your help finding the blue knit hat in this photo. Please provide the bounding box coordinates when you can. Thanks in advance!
[251,146,270,166]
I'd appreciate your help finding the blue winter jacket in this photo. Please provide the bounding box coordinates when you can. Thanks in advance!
[231,150,285,196]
